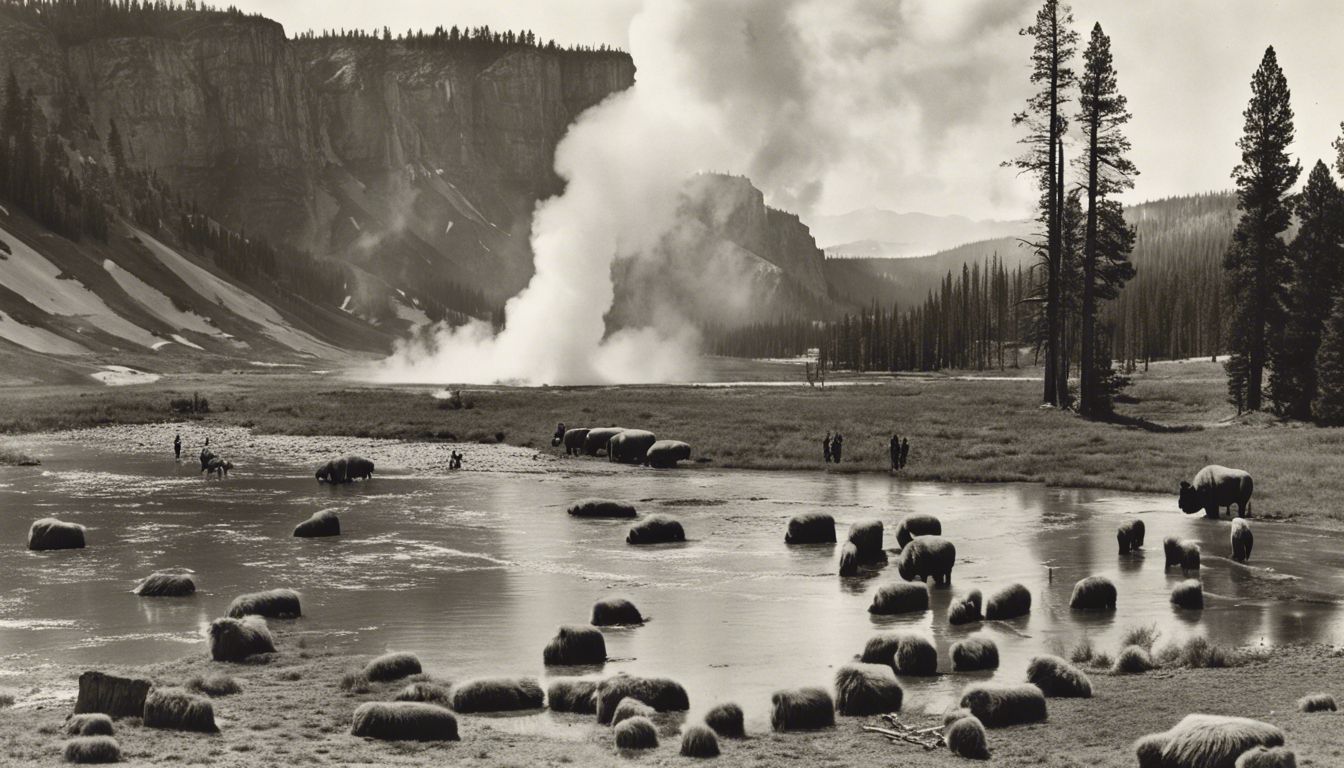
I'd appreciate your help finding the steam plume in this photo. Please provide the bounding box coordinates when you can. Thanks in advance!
[374,0,1033,385]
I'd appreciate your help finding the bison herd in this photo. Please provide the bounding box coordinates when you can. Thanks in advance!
[559,426,693,468]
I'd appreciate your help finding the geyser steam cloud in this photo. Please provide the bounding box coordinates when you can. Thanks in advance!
[375,0,1033,385]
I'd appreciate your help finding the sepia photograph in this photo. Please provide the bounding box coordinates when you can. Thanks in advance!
[0,0,1341,765]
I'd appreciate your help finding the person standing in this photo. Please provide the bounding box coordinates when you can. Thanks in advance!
[552,423,566,447]
[174,433,181,461]
[889,434,900,472]
[823,432,832,464]
[900,437,910,469]
[832,433,844,463]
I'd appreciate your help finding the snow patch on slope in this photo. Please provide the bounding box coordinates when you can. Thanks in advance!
[102,259,224,341]
[91,365,160,386]
[0,225,161,348]
[130,228,345,358]
[0,309,87,355]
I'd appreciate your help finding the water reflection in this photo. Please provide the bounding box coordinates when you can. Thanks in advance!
[0,444,1340,728]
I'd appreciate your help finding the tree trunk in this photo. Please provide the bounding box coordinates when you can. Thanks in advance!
[1079,105,1100,418]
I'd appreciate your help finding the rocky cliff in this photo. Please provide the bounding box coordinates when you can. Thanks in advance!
[0,7,634,312]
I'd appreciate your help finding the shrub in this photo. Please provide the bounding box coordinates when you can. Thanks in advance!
[64,714,114,737]
[614,716,658,749]
[680,723,720,758]
[185,673,240,697]
[62,736,121,764]
[611,697,655,725]
[142,689,218,733]
[1114,646,1155,675]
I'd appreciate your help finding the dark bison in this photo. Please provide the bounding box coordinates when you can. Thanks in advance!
[316,456,374,483]
[1179,465,1253,518]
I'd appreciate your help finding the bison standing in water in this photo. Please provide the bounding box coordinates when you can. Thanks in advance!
[1179,465,1253,518]
[316,456,375,483]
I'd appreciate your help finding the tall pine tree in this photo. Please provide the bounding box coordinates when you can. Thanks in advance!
[1007,0,1077,407]
[1270,161,1344,418]
[1076,22,1137,417]
[1223,46,1300,411]
[1314,295,1344,424]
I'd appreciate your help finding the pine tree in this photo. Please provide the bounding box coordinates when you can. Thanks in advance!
[1314,295,1344,424]
[1223,46,1300,411]
[1270,161,1344,418]
[1007,0,1077,407]
[1076,22,1137,417]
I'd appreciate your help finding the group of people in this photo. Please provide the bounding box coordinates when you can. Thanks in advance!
[449,450,464,470]
[820,431,911,471]
[889,434,910,472]
[822,432,844,463]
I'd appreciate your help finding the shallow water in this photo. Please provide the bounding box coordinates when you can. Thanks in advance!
[2,444,1342,730]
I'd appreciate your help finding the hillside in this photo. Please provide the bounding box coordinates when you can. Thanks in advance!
[823,193,1238,315]
[0,204,388,385]
[812,208,1030,256]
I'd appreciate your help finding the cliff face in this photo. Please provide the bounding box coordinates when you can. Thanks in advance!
[0,8,635,309]
[682,174,828,299]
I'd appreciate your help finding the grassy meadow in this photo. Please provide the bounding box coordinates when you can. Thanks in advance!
[1,358,1342,525]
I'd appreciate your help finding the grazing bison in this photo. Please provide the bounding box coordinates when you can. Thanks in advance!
[583,428,626,457]
[316,458,347,483]
[646,440,692,468]
[896,536,955,585]
[1231,518,1254,562]
[894,513,941,548]
[203,457,233,479]
[561,428,591,456]
[345,456,374,480]
[1163,537,1201,573]
[608,430,658,464]
[1117,519,1145,554]
[1179,465,1253,518]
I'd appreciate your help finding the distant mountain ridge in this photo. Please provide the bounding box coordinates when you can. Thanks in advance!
[810,207,1031,258]
[820,193,1239,312]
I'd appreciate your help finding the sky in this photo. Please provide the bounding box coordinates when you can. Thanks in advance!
[234,0,1344,221]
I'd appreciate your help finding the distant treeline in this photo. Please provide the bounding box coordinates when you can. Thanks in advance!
[709,193,1237,377]
[294,23,625,56]
[0,0,265,44]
